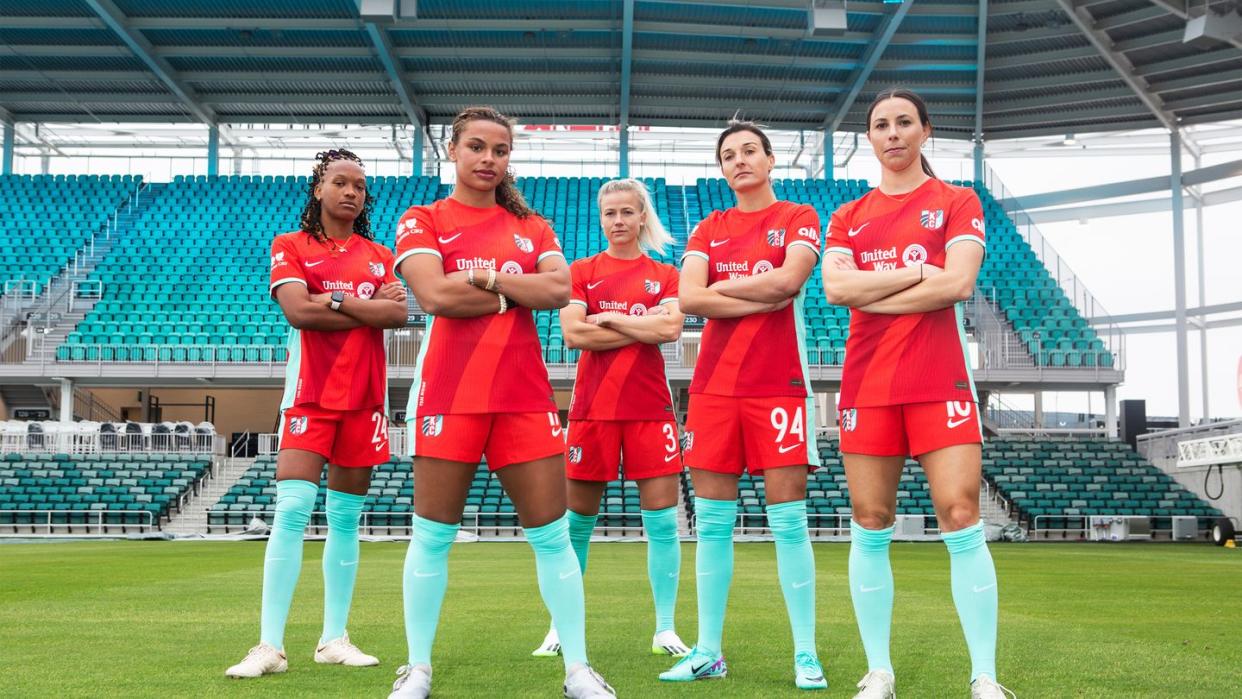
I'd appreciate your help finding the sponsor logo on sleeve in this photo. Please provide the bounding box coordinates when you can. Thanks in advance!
[271,251,286,270]
[797,225,819,241]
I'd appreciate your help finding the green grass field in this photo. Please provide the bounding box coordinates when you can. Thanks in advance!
[1,540,1238,697]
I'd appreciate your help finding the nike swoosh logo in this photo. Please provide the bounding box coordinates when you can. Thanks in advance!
[339,560,358,567]
[859,584,883,593]
[586,280,604,289]
[709,239,728,247]
[847,222,869,238]
[438,233,462,244]
[667,572,677,578]
[777,443,801,454]
[792,580,812,589]
[664,453,679,462]
[304,260,325,267]
[559,569,578,579]
[413,570,440,578]
[946,417,972,429]
[805,675,825,682]
[691,663,709,674]
[973,583,996,593]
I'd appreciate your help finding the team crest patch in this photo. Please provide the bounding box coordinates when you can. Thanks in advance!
[681,431,694,452]
[288,415,308,435]
[901,244,928,267]
[766,228,786,246]
[644,279,660,295]
[421,415,443,437]
[568,446,583,464]
[840,408,857,432]
[514,234,534,254]
[920,209,944,229]
[369,262,384,277]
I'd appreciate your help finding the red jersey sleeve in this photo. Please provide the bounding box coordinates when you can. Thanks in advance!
[568,259,589,310]
[945,187,986,253]
[785,205,822,261]
[659,264,680,307]
[682,220,710,264]
[536,219,566,265]
[380,246,399,284]
[824,205,855,258]
[269,234,304,298]
[393,206,440,274]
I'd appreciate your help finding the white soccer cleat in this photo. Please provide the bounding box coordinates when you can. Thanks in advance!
[853,669,896,699]
[563,662,616,698]
[532,627,561,657]
[971,675,1015,699]
[314,632,380,666]
[651,629,691,657]
[389,663,432,699]
[225,643,287,679]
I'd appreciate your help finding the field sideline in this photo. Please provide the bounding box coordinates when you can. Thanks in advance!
[1,541,1237,697]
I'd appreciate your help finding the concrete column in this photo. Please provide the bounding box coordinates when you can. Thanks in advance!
[619,124,629,179]
[59,378,73,424]
[1,121,14,175]
[1033,391,1044,429]
[1194,153,1208,421]
[823,128,834,181]
[413,125,424,177]
[1170,130,1190,427]
[207,125,219,177]
[973,139,984,184]
[1104,386,1118,439]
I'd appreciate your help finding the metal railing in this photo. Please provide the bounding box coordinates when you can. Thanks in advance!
[0,509,156,536]
[0,431,220,456]
[1029,513,1200,539]
[1136,419,1242,469]
[257,428,407,457]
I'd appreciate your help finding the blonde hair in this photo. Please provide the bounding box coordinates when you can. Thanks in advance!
[596,178,673,255]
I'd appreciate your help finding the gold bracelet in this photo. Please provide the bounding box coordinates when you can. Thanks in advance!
[497,293,508,315]
[485,267,497,291]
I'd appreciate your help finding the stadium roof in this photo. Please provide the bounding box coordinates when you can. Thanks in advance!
[1,0,1240,141]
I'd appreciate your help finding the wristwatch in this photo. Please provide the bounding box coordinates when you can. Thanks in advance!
[329,291,345,311]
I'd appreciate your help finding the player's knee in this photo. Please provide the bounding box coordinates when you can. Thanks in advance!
[939,501,980,532]
[852,509,895,530]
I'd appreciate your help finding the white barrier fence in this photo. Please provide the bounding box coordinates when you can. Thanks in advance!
[0,509,156,536]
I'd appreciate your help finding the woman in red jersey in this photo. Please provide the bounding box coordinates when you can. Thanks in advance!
[227,149,409,679]
[390,106,614,699]
[823,88,1009,699]
[528,177,690,659]
[660,121,827,691]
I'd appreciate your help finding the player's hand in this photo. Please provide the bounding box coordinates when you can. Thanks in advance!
[646,305,669,316]
[309,292,331,306]
[590,312,621,326]
[446,270,470,284]
[376,282,407,302]
[921,264,944,278]
[827,254,857,271]
[769,297,794,312]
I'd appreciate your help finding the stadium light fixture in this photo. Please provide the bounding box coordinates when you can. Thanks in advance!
[1184,7,1242,49]
[356,0,416,22]
[808,1,848,37]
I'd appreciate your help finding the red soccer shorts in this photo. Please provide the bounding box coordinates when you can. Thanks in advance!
[682,393,820,475]
[564,419,683,482]
[837,400,983,458]
[279,404,390,468]
[409,411,566,470]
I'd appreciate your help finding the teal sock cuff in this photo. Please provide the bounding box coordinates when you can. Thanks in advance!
[325,489,366,529]
[524,514,570,552]
[273,479,318,532]
[641,506,679,541]
[766,499,807,525]
[942,521,986,554]
[413,515,460,551]
[850,520,895,552]
[567,510,598,535]
[694,498,736,541]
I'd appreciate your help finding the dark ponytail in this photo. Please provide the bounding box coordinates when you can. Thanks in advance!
[866,87,937,179]
[450,106,539,219]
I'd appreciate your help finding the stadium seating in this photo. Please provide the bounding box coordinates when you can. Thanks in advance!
[0,174,138,296]
[983,437,1221,533]
[0,452,210,530]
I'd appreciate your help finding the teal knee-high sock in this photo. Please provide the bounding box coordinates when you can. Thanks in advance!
[849,520,894,674]
[693,497,736,656]
[526,515,589,670]
[321,489,367,642]
[259,479,319,649]
[403,515,459,665]
[942,521,998,682]
[768,500,816,655]
[566,510,597,574]
[641,506,681,634]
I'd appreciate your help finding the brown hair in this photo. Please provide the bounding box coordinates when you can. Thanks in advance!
[714,119,773,165]
[450,106,539,219]
[865,87,937,179]
[298,148,374,241]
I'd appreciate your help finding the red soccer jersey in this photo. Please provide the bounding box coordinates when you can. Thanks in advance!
[683,200,821,398]
[269,231,397,412]
[567,252,680,421]
[826,177,986,408]
[394,197,564,416]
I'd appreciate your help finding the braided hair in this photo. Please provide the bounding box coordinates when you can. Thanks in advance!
[450,106,539,219]
[298,148,375,242]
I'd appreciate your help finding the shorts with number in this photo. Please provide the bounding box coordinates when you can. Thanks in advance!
[564,420,683,482]
[837,401,983,458]
[682,393,820,475]
[279,404,390,468]
[409,411,566,471]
